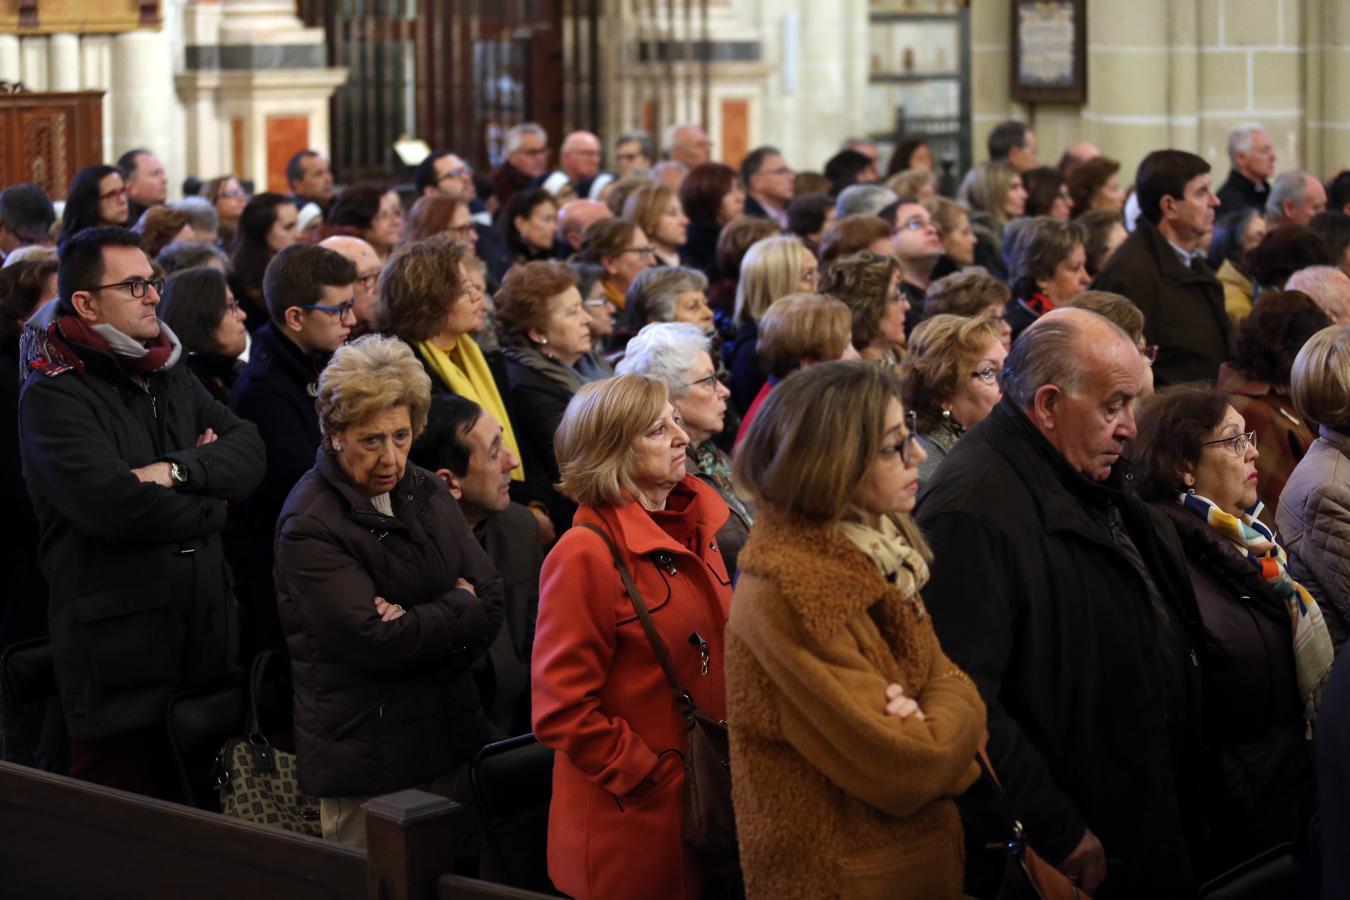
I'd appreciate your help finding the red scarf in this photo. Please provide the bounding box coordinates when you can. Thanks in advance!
[57,315,175,376]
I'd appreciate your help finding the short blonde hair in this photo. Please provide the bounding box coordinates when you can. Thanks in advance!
[899,314,1002,432]
[924,196,971,238]
[965,161,1019,224]
[316,335,433,439]
[733,359,931,553]
[554,375,669,507]
[734,235,809,328]
[1292,324,1350,431]
[885,168,936,202]
[756,293,853,377]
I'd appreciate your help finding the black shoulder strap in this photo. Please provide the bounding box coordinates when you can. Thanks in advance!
[577,522,692,711]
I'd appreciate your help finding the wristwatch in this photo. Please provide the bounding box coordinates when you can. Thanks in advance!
[168,460,189,488]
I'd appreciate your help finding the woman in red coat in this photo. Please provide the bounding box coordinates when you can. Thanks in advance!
[532,374,733,900]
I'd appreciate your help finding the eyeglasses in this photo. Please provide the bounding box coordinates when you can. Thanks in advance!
[880,410,922,467]
[680,373,720,391]
[302,300,355,318]
[438,165,473,181]
[971,366,1000,385]
[219,189,246,199]
[583,297,611,309]
[896,218,932,233]
[1139,344,1159,364]
[519,146,549,157]
[616,152,642,163]
[1201,430,1258,457]
[100,186,128,202]
[226,298,243,315]
[761,167,793,177]
[87,276,163,298]
[447,224,477,239]
[356,271,381,292]
[621,246,657,257]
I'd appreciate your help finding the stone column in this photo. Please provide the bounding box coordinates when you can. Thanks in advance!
[0,35,21,84]
[47,33,81,92]
[112,30,178,187]
[80,36,115,165]
[1305,0,1350,177]
[19,36,49,92]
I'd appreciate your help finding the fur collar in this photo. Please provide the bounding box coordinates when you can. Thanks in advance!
[738,509,927,647]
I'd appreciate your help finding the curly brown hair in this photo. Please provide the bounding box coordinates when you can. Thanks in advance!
[1231,290,1332,387]
[818,250,902,351]
[135,206,189,259]
[1067,156,1121,219]
[376,233,469,342]
[578,217,640,263]
[0,257,58,340]
[923,270,1011,319]
[493,260,580,348]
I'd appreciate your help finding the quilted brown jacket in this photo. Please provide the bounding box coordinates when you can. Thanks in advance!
[726,511,986,900]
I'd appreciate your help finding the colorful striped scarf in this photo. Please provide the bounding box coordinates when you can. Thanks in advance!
[1180,492,1332,725]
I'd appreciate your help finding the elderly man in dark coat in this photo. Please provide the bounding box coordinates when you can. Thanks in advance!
[915,308,1205,899]
[1093,149,1227,387]
[18,226,265,797]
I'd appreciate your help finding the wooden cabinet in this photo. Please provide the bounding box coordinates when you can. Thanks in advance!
[0,90,104,201]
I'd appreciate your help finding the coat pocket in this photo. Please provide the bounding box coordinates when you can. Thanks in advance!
[73,583,182,702]
[835,828,962,900]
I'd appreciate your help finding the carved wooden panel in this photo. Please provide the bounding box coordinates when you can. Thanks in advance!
[0,0,158,33]
[0,90,103,200]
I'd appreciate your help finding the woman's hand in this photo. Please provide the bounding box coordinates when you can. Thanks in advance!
[885,683,926,720]
[455,577,477,597]
[374,595,405,622]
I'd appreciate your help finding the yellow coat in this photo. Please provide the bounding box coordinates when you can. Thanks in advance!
[1217,258,1255,330]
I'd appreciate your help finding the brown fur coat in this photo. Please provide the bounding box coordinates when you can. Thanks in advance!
[726,511,987,900]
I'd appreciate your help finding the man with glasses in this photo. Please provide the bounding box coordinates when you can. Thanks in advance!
[17,226,265,797]
[538,130,610,202]
[742,145,794,229]
[414,149,511,283]
[492,122,550,211]
[319,235,382,340]
[229,243,358,658]
[916,308,1203,898]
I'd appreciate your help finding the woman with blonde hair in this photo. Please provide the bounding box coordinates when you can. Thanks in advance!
[924,196,978,279]
[818,250,908,366]
[962,160,1028,278]
[899,314,1006,483]
[623,183,690,268]
[532,374,733,900]
[727,360,986,899]
[728,234,817,409]
[202,174,247,244]
[274,334,504,849]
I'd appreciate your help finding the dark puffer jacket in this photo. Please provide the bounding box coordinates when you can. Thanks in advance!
[274,447,505,798]
[1155,502,1314,876]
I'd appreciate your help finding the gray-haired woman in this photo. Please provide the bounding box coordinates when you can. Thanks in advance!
[617,321,753,574]
[624,265,715,334]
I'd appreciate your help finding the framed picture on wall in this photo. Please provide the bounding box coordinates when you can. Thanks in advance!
[1010,0,1086,104]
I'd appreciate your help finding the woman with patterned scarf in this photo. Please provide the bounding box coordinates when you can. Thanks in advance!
[726,361,986,900]
[1131,384,1332,881]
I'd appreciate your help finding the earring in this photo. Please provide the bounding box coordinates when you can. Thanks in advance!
[941,408,951,420]
[538,336,549,346]
[333,441,343,452]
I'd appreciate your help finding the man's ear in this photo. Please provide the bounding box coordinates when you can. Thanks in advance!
[70,290,100,323]
[435,467,463,500]
[282,306,305,333]
[1028,383,1061,433]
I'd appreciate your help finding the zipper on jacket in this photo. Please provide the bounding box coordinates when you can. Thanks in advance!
[689,632,710,675]
[334,701,384,739]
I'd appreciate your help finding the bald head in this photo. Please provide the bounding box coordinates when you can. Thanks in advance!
[666,124,712,168]
[557,199,612,251]
[319,235,381,334]
[1287,266,1350,324]
[560,131,603,181]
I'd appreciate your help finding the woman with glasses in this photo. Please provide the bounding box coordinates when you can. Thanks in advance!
[1131,384,1329,880]
[899,314,1007,485]
[1004,217,1091,344]
[727,360,986,900]
[403,194,478,257]
[618,322,754,574]
[1216,291,1331,527]
[157,267,248,404]
[495,260,602,535]
[1280,324,1350,646]
[818,250,909,368]
[59,165,130,242]
[203,175,248,245]
[229,192,300,331]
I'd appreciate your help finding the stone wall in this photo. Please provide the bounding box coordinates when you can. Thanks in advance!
[970,0,1348,182]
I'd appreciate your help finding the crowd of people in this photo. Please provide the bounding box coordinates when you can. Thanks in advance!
[3,116,1350,899]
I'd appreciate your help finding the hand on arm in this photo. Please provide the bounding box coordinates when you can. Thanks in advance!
[1058,828,1107,894]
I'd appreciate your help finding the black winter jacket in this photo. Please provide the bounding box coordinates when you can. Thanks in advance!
[473,502,543,735]
[228,323,329,657]
[915,397,1205,898]
[1092,219,1229,388]
[1154,502,1314,876]
[502,347,580,535]
[18,306,265,739]
[274,448,505,798]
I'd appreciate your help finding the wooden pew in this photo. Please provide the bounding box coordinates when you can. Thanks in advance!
[0,761,550,900]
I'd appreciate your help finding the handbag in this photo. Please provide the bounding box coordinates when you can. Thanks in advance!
[977,747,1091,900]
[213,651,321,836]
[578,522,738,861]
